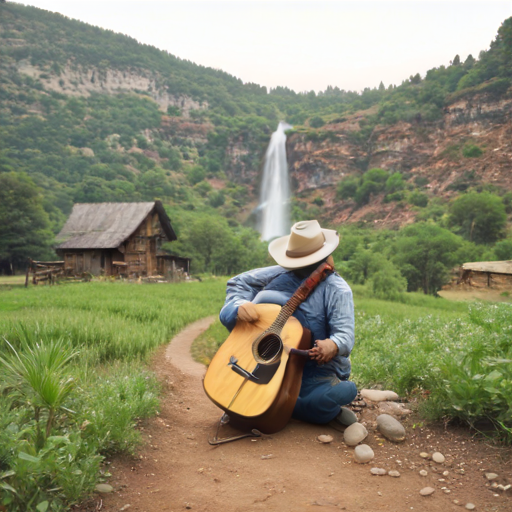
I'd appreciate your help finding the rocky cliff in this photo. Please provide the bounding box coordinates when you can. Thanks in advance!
[285,91,512,227]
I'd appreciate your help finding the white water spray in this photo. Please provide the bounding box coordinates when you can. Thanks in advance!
[258,121,292,241]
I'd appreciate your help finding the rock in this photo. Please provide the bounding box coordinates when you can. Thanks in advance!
[432,452,445,463]
[370,468,387,476]
[388,470,400,478]
[485,472,498,481]
[453,499,461,505]
[376,414,406,442]
[419,452,429,458]
[419,470,428,477]
[361,389,399,402]
[317,435,333,444]
[261,454,274,459]
[343,422,368,446]
[503,484,511,491]
[337,407,358,426]
[377,401,412,418]
[443,470,449,476]
[119,506,131,512]
[354,444,374,463]
[95,484,114,493]
[465,504,476,510]
[420,487,435,496]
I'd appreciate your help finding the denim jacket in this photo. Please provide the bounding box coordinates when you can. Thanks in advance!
[219,265,355,380]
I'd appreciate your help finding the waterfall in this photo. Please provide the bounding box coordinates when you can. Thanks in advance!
[258,121,292,241]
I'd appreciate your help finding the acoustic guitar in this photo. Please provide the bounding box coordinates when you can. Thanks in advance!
[203,261,333,436]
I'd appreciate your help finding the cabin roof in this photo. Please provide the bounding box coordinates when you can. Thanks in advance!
[462,261,512,275]
[55,201,177,250]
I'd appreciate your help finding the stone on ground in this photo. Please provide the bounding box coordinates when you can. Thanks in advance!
[432,452,445,463]
[370,468,387,476]
[354,444,374,463]
[318,434,333,444]
[388,470,400,478]
[465,504,476,510]
[337,406,358,426]
[343,422,368,446]
[419,470,428,477]
[376,414,406,442]
[95,484,114,493]
[485,472,498,480]
[361,389,399,402]
[420,487,435,496]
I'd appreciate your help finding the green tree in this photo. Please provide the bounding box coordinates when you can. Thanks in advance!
[493,238,512,260]
[0,173,54,270]
[369,260,407,301]
[448,192,506,244]
[355,168,388,205]
[393,223,462,295]
[344,249,383,284]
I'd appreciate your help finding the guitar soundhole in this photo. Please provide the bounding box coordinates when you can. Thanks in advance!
[254,333,283,364]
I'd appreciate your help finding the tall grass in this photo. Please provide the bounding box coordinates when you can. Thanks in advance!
[0,279,226,511]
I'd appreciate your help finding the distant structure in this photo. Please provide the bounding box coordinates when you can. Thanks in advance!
[458,261,512,288]
[55,201,190,279]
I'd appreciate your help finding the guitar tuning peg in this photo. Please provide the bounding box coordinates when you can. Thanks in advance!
[229,355,238,365]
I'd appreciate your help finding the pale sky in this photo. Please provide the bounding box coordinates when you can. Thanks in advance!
[13,0,512,93]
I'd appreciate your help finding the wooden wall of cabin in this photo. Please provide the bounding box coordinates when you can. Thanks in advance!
[58,249,124,276]
[122,212,163,277]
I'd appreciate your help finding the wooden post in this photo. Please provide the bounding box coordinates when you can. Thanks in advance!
[25,258,32,287]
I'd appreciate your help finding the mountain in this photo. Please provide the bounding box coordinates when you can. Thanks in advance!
[1,1,512,270]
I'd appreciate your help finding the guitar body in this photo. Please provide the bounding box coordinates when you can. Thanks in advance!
[203,304,311,434]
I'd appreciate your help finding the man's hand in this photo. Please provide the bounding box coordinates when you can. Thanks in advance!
[237,302,260,323]
[309,339,338,364]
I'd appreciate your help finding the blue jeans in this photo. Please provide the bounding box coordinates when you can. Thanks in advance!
[292,366,357,424]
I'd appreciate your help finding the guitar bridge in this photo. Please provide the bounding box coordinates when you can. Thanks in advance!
[228,356,280,384]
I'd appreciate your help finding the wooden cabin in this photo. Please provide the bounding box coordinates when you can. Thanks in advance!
[55,201,190,279]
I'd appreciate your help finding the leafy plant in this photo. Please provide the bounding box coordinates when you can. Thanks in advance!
[0,330,79,447]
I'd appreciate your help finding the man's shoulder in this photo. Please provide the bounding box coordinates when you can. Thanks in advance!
[325,271,352,294]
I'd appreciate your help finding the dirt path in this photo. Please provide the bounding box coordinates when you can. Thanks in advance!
[87,318,511,512]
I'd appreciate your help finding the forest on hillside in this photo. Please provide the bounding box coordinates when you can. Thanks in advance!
[1,2,512,293]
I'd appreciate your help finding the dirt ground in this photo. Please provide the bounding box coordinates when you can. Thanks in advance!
[77,318,512,512]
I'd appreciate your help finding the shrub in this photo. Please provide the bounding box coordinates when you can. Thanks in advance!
[309,116,325,128]
[336,176,359,200]
[408,190,429,207]
[462,143,483,158]
[494,238,512,260]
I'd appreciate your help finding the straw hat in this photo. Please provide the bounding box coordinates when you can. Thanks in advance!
[268,220,339,269]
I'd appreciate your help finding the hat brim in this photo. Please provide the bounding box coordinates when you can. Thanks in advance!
[268,229,339,269]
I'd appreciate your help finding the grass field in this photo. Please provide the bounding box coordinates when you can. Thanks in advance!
[1,278,511,511]
[0,279,226,512]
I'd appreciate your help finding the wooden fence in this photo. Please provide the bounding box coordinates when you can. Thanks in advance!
[25,259,65,286]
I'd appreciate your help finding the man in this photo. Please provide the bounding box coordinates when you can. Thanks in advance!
[219,220,357,427]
